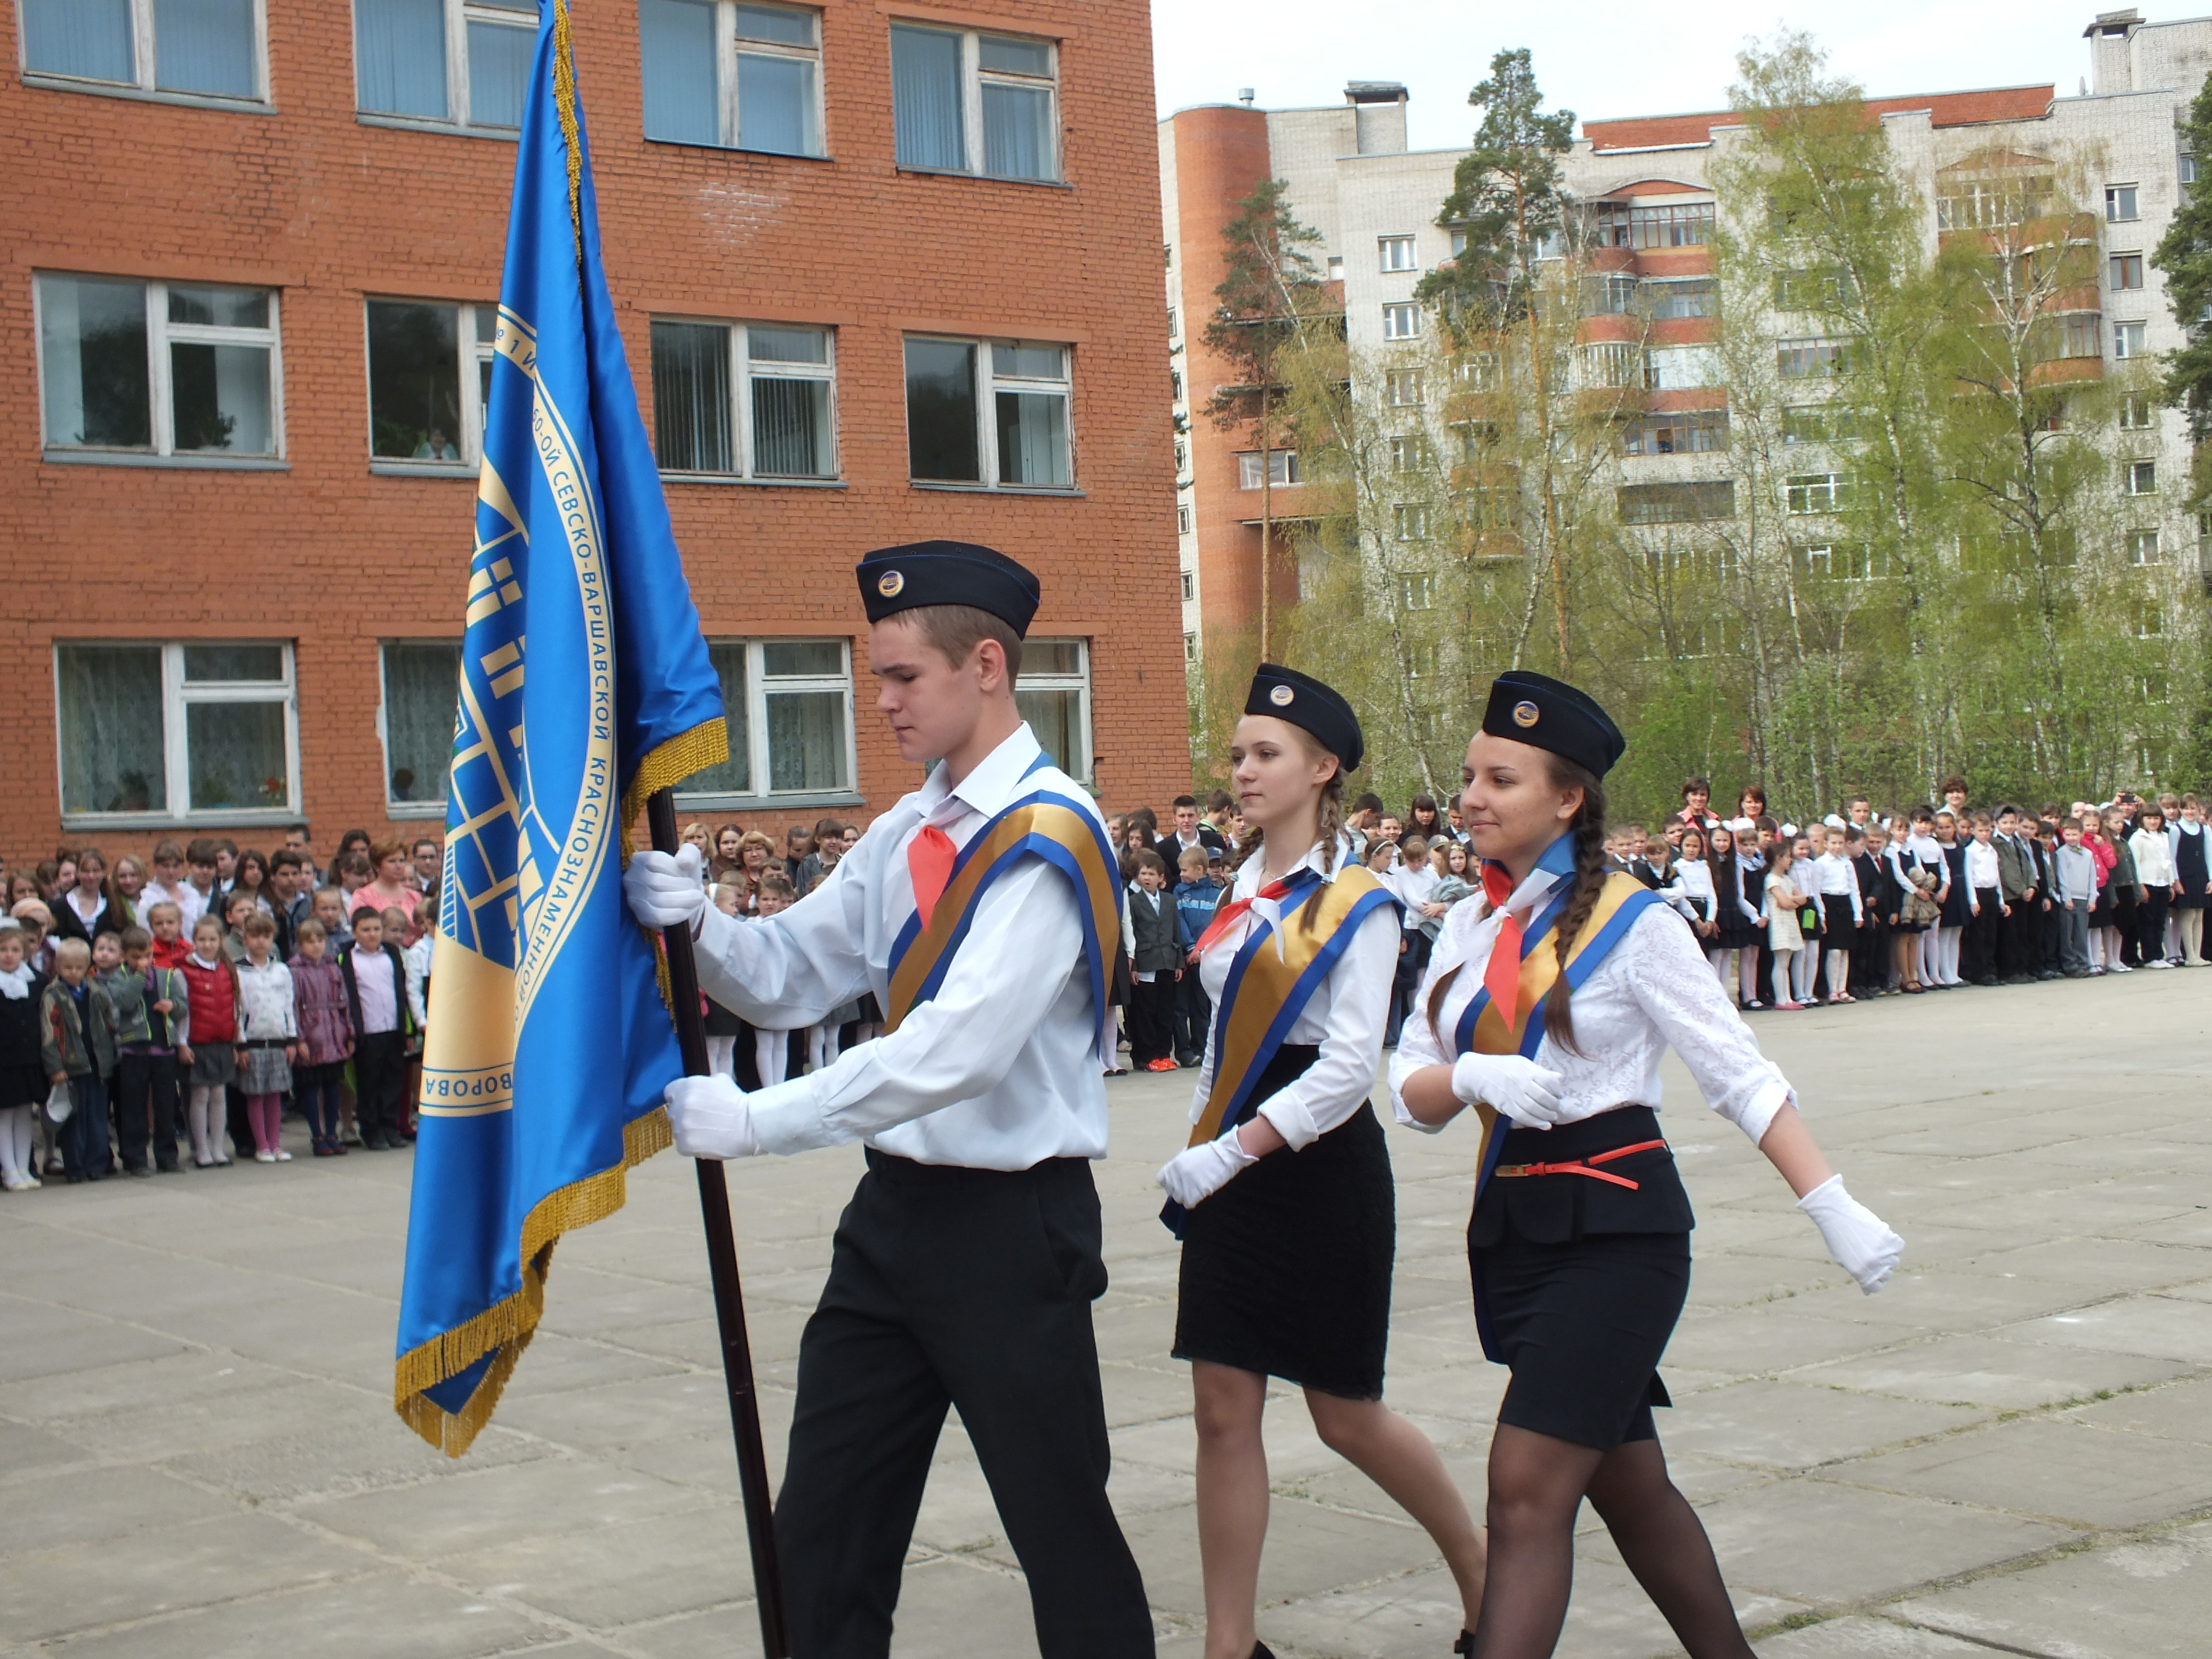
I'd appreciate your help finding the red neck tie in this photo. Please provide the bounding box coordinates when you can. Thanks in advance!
[1481,863,1526,1032]
[1191,877,1293,959]
[907,825,957,930]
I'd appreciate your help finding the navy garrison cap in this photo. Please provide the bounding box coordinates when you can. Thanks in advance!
[1246,663,1363,772]
[1480,671,1625,777]
[856,540,1040,636]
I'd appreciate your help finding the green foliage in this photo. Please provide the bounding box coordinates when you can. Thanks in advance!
[2155,74,2212,445]
[1201,179,1328,436]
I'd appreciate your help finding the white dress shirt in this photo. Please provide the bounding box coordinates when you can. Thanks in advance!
[1809,851,1864,922]
[351,948,398,1034]
[1388,865,1793,1147]
[690,723,1110,1170]
[1185,835,1400,1151]
[2131,828,2178,888]
[1962,838,2001,898]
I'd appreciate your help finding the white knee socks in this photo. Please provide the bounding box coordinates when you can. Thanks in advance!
[754,1028,788,1088]
[1824,949,1850,999]
[0,1104,32,1182]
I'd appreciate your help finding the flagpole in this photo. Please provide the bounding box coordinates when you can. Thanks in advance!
[646,789,790,1659]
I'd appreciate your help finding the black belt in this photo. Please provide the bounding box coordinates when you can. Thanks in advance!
[242,1037,289,1049]
[864,1148,1088,1183]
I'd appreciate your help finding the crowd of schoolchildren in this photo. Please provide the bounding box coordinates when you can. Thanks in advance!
[0,830,434,1191]
[11,773,2191,1188]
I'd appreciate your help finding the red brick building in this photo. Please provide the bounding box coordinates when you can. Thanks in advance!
[1,0,1182,873]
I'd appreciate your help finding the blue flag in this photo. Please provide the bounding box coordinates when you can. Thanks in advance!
[396,0,727,1455]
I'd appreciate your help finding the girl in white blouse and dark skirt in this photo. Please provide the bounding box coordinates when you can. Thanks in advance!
[1390,671,1902,1659]
[1156,665,1488,1659]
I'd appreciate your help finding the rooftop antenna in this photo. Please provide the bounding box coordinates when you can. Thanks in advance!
[2080,75,2089,95]
[1238,87,1255,105]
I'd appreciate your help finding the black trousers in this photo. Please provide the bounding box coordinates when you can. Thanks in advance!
[1172,969,1210,1066]
[777,1153,1152,1659]
[1997,897,2033,978]
[2139,886,2172,965]
[1128,975,1175,1066]
[1963,890,2002,983]
[115,1051,181,1170]
[353,1030,407,1140]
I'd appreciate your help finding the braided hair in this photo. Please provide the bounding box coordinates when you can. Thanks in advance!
[1424,755,1610,1055]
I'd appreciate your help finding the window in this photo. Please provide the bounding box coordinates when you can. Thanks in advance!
[22,0,263,101]
[2127,459,2158,495]
[1184,632,1199,664]
[1014,639,1091,781]
[1170,370,1184,402]
[1404,641,1440,681]
[1576,342,1642,390]
[1777,339,1848,378]
[1177,505,1192,534]
[1453,353,1498,391]
[380,641,462,810]
[37,274,281,461]
[890,24,1058,182]
[1773,267,1850,311]
[904,336,1071,488]
[1398,572,1435,610]
[366,300,498,468]
[1623,410,1729,456]
[2107,184,2140,222]
[1173,439,1188,471]
[54,641,298,824]
[1593,200,1714,249]
[2128,529,2163,565]
[2113,321,2148,360]
[1167,308,1178,339]
[679,639,855,803]
[1392,503,1431,540]
[1384,369,1424,407]
[1388,434,1431,472]
[1235,449,1300,488]
[1589,274,1637,315]
[638,2,823,155]
[2120,393,2156,430]
[1938,176,2054,231]
[1325,255,1345,280]
[649,319,836,479]
[1802,542,1886,580]
[1180,570,1193,600]
[1786,472,1851,514]
[2132,601,2164,639]
[2063,314,2101,358]
[356,0,536,130]
[1648,278,1719,319]
[1781,405,1861,445]
[2111,253,2145,291]
[1379,236,1418,273]
[1645,346,1720,391]
[1382,302,1422,341]
[1617,481,1735,525]
[2184,155,2200,186]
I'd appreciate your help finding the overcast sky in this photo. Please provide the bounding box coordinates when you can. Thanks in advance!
[1151,1,2117,150]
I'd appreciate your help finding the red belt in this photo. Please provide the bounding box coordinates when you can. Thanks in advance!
[1491,1138,1668,1190]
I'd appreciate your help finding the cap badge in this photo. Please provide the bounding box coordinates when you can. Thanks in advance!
[1512,700,1540,728]
[1269,684,1295,706]
[876,570,904,598]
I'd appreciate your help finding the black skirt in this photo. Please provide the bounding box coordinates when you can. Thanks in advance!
[1472,1108,1693,1451]
[1818,894,1857,951]
[1174,1046,1394,1400]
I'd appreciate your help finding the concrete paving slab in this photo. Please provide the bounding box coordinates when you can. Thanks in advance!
[0,1464,235,1556]
[2062,1375,2212,1446]
[1894,1517,2212,1657]
[1789,1332,2197,1410]
[298,1455,720,1559]
[1999,1293,2212,1365]
[1753,1614,1990,1655]
[1832,1416,2212,1529]
[444,1504,765,1627]
[1654,1378,1988,1472]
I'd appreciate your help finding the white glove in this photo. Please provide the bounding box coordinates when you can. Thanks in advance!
[1156,1132,1258,1209]
[1798,1174,1902,1294]
[1450,1052,1568,1130]
[664,1072,759,1160]
[624,844,708,931]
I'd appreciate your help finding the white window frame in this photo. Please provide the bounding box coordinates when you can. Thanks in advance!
[640,0,826,156]
[1384,368,1424,407]
[903,334,1074,491]
[1786,472,1851,515]
[889,22,1060,182]
[1235,448,1300,489]
[377,638,463,815]
[2183,155,2199,186]
[35,273,285,464]
[2113,321,2149,360]
[1378,235,1418,273]
[2119,393,2156,431]
[1180,569,1194,600]
[677,637,859,806]
[1392,502,1432,540]
[20,0,270,106]
[53,639,301,829]
[2127,459,2158,495]
[364,298,496,473]
[1014,637,1092,784]
[1454,351,1498,391]
[1398,571,1435,610]
[1382,301,1422,341]
[2110,252,2146,291]
[650,316,840,481]
[2107,183,2140,222]
[354,0,538,134]
[2127,529,2163,565]
[1388,433,1430,473]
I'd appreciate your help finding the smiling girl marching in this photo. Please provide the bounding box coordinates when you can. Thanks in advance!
[1157,664,1487,1659]
[1390,671,1901,1659]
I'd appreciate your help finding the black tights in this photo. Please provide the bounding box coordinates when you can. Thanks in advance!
[1470,1424,1753,1659]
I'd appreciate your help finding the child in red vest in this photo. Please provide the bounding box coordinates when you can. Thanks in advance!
[180,915,240,1167]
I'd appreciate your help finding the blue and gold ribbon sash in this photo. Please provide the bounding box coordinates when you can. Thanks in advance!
[1453,866,1662,1358]
[1161,862,1400,1237]
[884,770,1118,1053]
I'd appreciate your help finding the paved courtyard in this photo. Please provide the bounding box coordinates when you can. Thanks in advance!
[4,972,2212,1658]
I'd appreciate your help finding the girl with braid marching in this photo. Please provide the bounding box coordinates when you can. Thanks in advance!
[1157,665,1489,1659]
[1390,672,1903,1659]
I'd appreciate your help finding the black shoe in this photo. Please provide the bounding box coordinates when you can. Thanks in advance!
[360,1132,391,1151]
[1454,1634,1477,1658]
[1252,1645,1276,1659]
[127,1165,153,1178]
